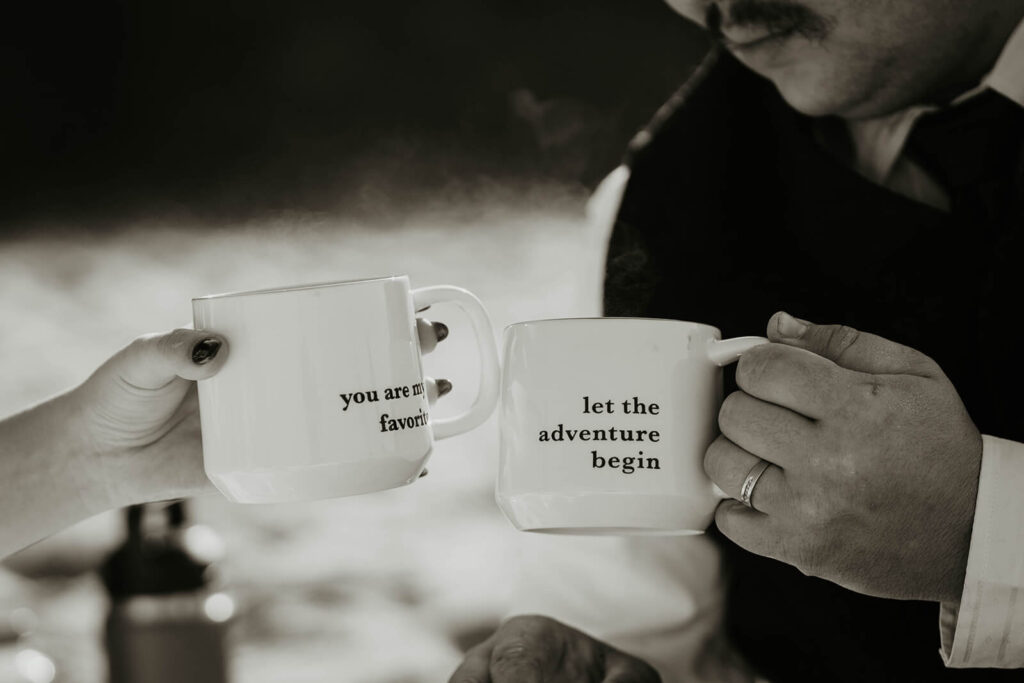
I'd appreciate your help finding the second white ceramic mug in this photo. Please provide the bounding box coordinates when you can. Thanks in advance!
[193,275,500,504]
[497,317,766,535]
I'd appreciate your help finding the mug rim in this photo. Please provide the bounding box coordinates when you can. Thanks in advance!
[503,317,722,336]
[192,274,408,302]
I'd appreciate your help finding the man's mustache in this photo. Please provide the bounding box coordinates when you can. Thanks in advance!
[706,0,832,43]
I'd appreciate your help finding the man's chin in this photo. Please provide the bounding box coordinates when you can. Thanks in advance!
[742,57,918,120]
[757,68,890,120]
[780,87,917,121]
[725,42,892,120]
[773,83,853,118]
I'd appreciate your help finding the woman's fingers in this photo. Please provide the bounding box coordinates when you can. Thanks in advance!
[417,319,449,354]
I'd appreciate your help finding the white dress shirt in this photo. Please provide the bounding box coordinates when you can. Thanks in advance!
[509,19,1024,680]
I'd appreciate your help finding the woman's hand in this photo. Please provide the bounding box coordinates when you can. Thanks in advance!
[0,319,449,558]
[69,328,232,509]
[71,319,452,509]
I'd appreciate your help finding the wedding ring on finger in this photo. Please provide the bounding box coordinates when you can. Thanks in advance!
[739,459,772,510]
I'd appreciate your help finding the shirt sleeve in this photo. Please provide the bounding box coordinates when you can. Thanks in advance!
[941,434,1024,668]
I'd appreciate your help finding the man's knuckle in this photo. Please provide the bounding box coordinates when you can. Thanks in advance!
[824,325,861,360]
[736,347,771,388]
[492,639,532,661]
[490,639,541,671]
[717,392,742,430]
[740,343,795,392]
[703,438,726,481]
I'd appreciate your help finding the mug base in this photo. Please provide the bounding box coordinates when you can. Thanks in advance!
[208,456,427,504]
[530,527,705,537]
[497,491,716,536]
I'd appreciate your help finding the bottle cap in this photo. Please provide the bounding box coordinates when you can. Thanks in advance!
[100,502,216,598]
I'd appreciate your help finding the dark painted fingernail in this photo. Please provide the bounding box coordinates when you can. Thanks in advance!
[191,338,222,365]
[434,322,449,342]
[436,378,453,396]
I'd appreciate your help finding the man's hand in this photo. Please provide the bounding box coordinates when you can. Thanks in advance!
[705,312,983,603]
[449,615,661,683]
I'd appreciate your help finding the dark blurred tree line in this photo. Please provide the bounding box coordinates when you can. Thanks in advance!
[1,0,707,227]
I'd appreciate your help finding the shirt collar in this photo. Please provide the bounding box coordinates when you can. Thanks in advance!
[985,17,1024,107]
[845,17,1024,184]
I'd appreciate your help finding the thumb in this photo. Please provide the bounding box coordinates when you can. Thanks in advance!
[113,328,229,388]
[767,311,938,376]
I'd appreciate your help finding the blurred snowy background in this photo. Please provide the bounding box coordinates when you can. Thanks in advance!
[0,201,606,682]
[0,1,705,680]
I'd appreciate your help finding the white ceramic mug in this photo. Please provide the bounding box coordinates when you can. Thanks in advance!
[497,318,767,535]
[192,275,500,504]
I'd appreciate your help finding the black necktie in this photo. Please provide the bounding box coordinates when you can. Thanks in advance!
[904,89,1024,222]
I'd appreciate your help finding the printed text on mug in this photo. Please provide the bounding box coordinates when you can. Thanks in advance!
[535,396,663,474]
[337,383,429,433]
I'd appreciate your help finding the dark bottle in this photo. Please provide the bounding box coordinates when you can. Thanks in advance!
[100,502,233,683]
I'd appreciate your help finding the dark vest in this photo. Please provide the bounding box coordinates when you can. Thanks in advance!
[604,49,1024,682]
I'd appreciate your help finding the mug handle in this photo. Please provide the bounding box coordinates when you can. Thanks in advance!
[412,286,500,439]
[706,335,769,367]
[706,335,769,500]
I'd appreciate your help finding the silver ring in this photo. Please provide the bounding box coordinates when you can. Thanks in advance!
[739,459,772,510]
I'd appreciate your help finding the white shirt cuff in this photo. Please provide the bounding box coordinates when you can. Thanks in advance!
[941,434,1024,668]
